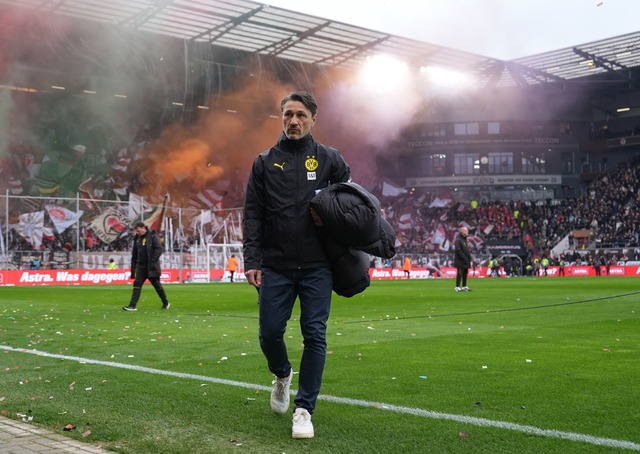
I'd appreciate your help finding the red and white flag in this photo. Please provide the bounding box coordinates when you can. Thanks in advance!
[144,194,170,232]
[90,208,130,244]
[45,205,84,233]
[111,158,131,172]
[190,189,223,210]
[398,211,413,231]
[79,177,100,212]
[467,235,484,251]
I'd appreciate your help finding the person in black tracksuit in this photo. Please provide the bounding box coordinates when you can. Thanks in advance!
[454,226,472,291]
[243,91,351,439]
[123,221,169,311]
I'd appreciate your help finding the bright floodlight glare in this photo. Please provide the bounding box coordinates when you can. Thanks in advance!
[359,54,409,91]
[420,65,473,87]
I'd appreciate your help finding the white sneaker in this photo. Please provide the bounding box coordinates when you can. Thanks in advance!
[292,408,314,439]
[270,371,292,415]
[462,286,471,292]
[454,287,461,292]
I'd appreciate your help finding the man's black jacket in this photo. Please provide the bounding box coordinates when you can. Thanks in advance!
[243,132,351,272]
[131,227,163,277]
[453,234,471,269]
[243,133,351,270]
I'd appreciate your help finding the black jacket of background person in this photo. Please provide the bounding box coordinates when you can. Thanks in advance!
[243,132,351,271]
[131,227,163,277]
[453,232,471,269]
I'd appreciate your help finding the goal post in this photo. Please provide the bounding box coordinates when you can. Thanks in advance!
[206,243,244,283]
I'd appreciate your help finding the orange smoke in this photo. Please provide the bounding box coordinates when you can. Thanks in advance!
[138,75,294,205]
[134,64,421,202]
[157,138,224,184]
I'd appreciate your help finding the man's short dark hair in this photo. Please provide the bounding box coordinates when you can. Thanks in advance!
[281,91,318,116]
[133,221,146,229]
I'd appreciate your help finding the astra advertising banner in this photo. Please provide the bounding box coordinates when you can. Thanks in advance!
[1,266,638,286]
[0,269,221,286]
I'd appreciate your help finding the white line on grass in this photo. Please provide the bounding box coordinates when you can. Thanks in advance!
[2,345,639,451]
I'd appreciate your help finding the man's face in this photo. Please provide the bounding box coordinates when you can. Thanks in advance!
[461,227,469,237]
[282,100,316,140]
[134,226,146,236]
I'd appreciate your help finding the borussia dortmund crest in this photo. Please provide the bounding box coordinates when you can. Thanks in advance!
[305,157,318,171]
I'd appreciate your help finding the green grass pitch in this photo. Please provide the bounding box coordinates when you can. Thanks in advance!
[1,276,639,453]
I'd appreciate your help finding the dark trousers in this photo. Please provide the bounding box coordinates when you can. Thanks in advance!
[259,266,332,415]
[130,266,169,307]
[456,267,469,287]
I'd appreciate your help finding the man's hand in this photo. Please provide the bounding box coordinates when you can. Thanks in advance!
[245,269,261,289]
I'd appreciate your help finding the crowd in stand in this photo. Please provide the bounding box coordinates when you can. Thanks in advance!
[380,154,640,269]
[1,94,244,256]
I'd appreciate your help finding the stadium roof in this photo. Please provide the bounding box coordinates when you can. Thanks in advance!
[3,0,640,91]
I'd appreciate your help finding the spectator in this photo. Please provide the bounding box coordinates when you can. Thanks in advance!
[30,255,41,270]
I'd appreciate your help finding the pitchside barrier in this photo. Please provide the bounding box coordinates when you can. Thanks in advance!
[2,265,639,286]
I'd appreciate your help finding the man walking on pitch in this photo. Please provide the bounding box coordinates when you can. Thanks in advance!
[123,221,170,311]
[243,91,351,439]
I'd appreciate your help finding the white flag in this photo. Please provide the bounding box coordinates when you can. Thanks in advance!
[381,181,407,197]
[128,193,149,221]
[432,224,447,245]
[45,205,84,233]
[18,211,45,250]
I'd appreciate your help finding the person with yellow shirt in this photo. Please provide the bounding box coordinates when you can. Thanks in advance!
[541,257,550,276]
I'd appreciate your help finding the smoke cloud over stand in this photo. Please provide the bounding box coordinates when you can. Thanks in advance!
[0,4,428,205]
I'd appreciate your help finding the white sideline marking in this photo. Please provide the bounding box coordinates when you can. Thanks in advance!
[2,345,639,451]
